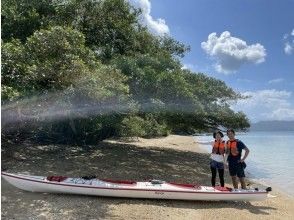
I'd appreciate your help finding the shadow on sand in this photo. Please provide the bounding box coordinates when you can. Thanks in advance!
[1,140,276,219]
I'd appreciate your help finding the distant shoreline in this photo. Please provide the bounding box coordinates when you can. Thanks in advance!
[250,120,294,132]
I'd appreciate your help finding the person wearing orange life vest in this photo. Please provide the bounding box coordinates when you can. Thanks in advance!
[196,131,226,187]
[225,129,250,189]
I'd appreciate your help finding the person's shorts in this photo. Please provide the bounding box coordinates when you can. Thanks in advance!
[229,162,245,178]
[210,160,224,170]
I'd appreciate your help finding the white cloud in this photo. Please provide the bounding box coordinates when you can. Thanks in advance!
[181,63,198,71]
[268,78,284,84]
[283,34,289,40]
[268,108,294,120]
[231,89,294,121]
[283,29,294,55]
[284,42,293,55]
[201,31,266,74]
[129,0,169,36]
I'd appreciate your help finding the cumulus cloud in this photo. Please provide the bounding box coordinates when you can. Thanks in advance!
[231,89,294,121]
[129,0,169,36]
[181,63,198,71]
[283,29,294,55]
[201,31,266,74]
[268,108,294,120]
[284,42,293,55]
[268,78,284,84]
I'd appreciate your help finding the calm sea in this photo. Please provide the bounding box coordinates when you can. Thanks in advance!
[194,131,294,197]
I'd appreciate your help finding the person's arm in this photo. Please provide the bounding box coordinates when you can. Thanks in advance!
[240,147,249,162]
[223,148,228,162]
[239,141,249,162]
[195,140,213,145]
[223,146,229,167]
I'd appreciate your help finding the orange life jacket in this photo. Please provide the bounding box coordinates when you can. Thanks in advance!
[226,139,239,156]
[212,140,225,155]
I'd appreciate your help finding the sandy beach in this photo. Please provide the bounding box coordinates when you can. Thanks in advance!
[1,135,294,219]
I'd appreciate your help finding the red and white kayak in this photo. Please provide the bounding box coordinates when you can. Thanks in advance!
[1,172,271,201]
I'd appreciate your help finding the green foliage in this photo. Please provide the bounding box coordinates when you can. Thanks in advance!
[2,26,129,98]
[1,0,250,145]
[111,54,248,132]
[1,39,28,94]
[53,0,141,60]
[1,0,56,42]
[142,115,170,137]
[1,85,21,102]
[2,26,130,143]
[118,115,170,138]
[160,36,191,58]
[119,116,147,137]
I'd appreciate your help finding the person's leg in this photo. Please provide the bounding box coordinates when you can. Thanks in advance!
[239,177,246,189]
[237,163,246,189]
[210,166,217,187]
[218,168,225,187]
[231,176,238,189]
[228,162,238,188]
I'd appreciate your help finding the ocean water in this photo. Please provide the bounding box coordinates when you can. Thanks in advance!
[194,131,294,196]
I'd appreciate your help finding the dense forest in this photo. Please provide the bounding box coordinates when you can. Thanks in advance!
[1,0,250,145]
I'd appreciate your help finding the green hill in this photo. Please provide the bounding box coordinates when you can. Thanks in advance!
[250,121,294,131]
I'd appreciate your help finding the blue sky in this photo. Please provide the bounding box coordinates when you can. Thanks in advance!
[130,0,294,122]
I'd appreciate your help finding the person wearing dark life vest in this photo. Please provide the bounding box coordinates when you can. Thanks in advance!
[196,131,226,187]
[225,129,250,189]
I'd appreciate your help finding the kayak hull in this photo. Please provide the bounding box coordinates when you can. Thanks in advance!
[2,172,269,201]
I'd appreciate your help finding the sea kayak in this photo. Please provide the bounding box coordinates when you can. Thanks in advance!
[1,172,271,201]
